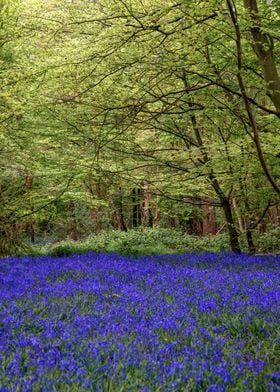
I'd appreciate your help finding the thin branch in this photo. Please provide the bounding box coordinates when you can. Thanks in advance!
[17,176,74,219]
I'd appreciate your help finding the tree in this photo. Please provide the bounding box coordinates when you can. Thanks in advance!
[64,0,279,250]
[0,0,279,254]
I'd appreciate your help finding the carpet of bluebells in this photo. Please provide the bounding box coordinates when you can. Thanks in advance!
[1,252,280,391]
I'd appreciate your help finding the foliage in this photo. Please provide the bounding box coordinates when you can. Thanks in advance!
[24,227,280,258]
[1,252,280,390]
[0,0,279,254]
[254,227,280,254]
[26,229,231,257]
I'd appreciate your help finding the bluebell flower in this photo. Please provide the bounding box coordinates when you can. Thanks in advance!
[0,251,279,390]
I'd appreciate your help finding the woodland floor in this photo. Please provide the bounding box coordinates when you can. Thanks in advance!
[1,252,280,391]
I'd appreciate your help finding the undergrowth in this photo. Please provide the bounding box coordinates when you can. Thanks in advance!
[12,227,280,258]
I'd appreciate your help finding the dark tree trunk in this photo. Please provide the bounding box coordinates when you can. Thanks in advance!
[131,188,142,228]
[188,212,203,235]
[168,215,176,228]
[222,199,241,253]
[180,71,241,249]
[85,178,104,233]
[202,197,218,235]
[94,182,102,233]
[246,229,256,254]
[28,222,35,244]
[270,206,280,227]
[143,180,152,228]
[114,210,127,232]
[68,201,79,241]
[112,189,127,231]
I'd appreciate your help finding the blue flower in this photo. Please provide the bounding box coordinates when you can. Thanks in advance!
[0,251,279,390]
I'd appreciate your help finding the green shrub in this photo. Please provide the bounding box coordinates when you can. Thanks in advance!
[254,227,280,254]
[35,228,232,257]
[41,240,88,257]
[14,227,280,258]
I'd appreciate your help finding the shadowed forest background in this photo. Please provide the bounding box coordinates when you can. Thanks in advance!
[0,0,280,256]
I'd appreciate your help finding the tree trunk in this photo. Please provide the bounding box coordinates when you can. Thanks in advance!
[232,197,245,233]
[131,188,141,228]
[152,167,160,228]
[94,182,102,233]
[270,205,280,227]
[112,189,127,231]
[143,179,152,228]
[243,0,280,112]
[181,70,240,251]
[246,229,256,254]
[227,0,280,194]
[85,177,104,233]
[168,215,176,228]
[202,203,210,236]
[222,199,241,253]
[203,197,218,235]
[113,209,127,231]
[68,201,79,241]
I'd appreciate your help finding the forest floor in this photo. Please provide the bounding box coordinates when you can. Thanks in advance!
[1,251,280,391]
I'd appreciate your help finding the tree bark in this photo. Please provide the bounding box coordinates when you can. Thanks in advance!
[131,188,141,227]
[222,198,241,253]
[270,205,280,227]
[180,71,241,251]
[113,209,127,231]
[143,179,152,228]
[112,189,127,231]
[246,229,256,254]
[227,0,280,194]
[68,201,79,241]
[203,197,218,235]
[243,0,280,112]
